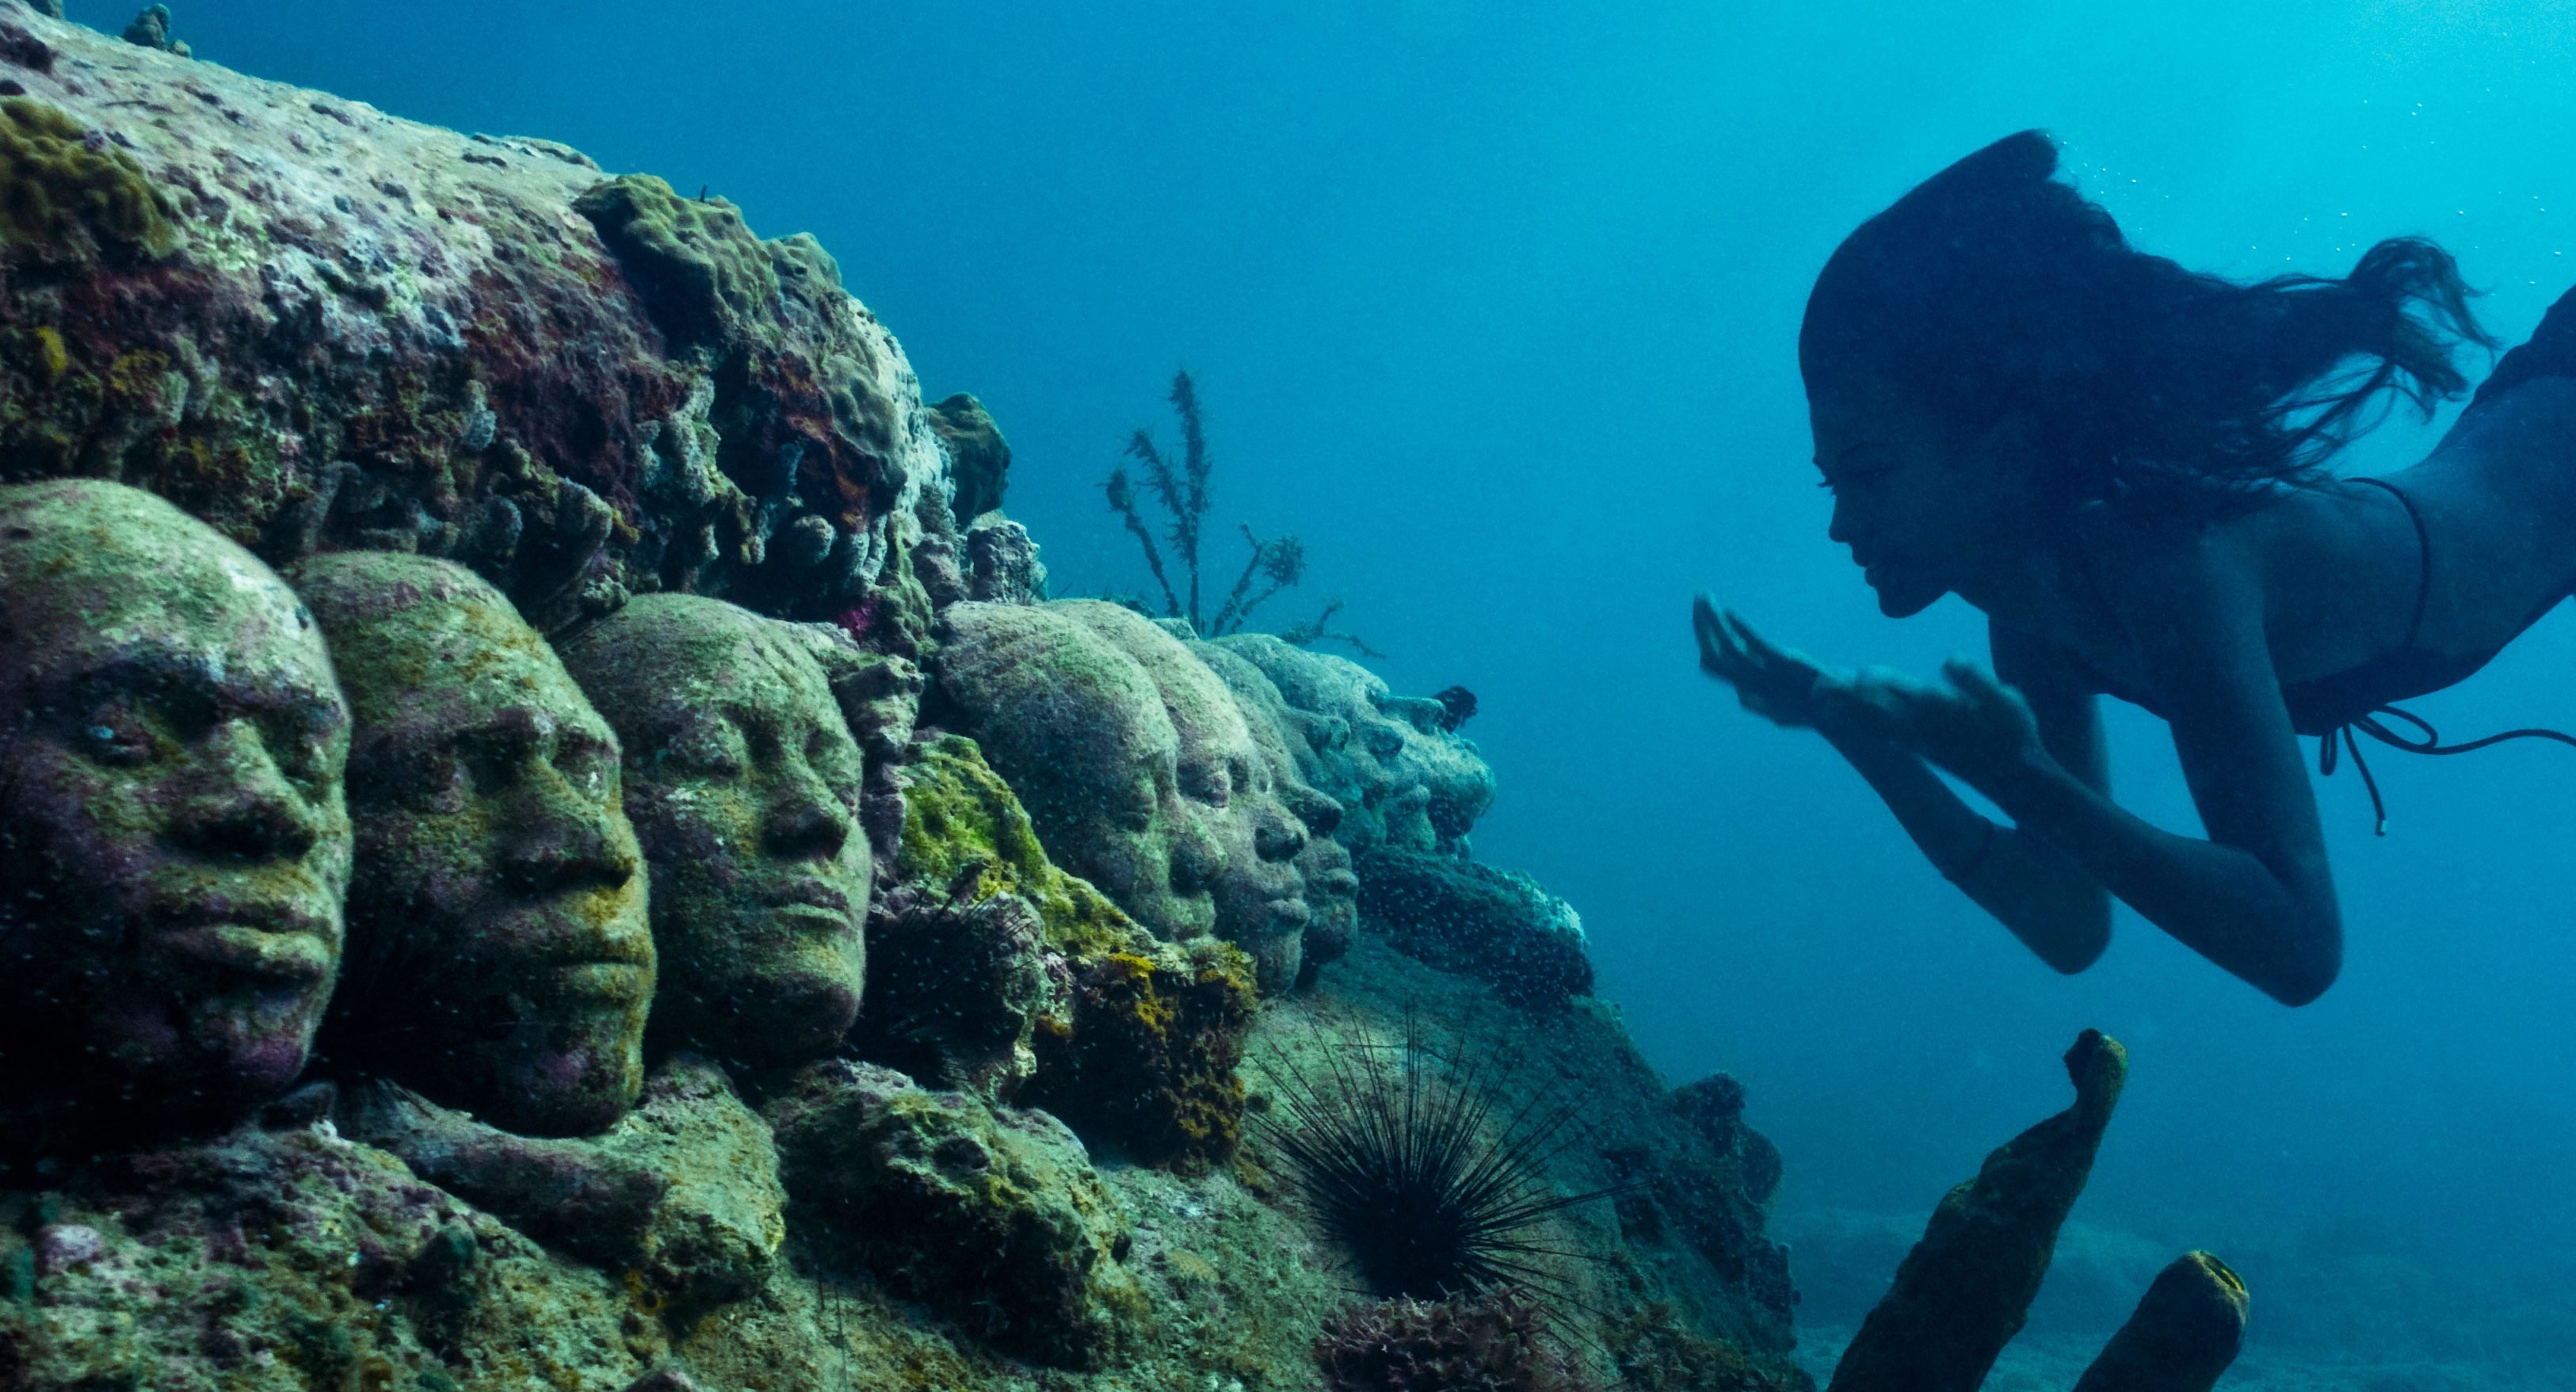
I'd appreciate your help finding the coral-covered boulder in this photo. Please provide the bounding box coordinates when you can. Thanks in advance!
[851,883,1062,1104]
[1353,845,1593,1012]
[0,8,944,628]
[337,1055,786,1320]
[761,1059,1145,1368]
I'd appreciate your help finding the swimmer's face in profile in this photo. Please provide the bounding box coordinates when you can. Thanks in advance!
[1807,371,2040,620]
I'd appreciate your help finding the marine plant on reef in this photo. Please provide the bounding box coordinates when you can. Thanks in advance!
[1258,1015,1615,1302]
[1105,369,1377,651]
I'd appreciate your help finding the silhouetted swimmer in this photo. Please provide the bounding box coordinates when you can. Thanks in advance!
[1699,128,2576,1005]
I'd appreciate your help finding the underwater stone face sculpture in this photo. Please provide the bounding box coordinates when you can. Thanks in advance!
[1213,632,1494,855]
[562,594,871,1066]
[0,480,353,1153]
[1055,601,1315,992]
[1190,639,1361,980]
[931,601,1221,941]
[295,552,653,1138]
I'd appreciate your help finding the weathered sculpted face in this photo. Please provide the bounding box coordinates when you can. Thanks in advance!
[563,594,871,1066]
[1057,602,1314,990]
[933,601,1221,940]
[295,553,651,1137]
[0,481,351,1150]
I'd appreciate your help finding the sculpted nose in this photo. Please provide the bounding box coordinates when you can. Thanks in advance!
[1827,496,1857,545]
[1168,815,1224,895]
[502,767,636,894]
[1254,808,1306,864]
[172,720,321,861]
[764,767,853,861]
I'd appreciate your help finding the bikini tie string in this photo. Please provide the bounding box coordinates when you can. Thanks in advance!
[2319,705,2576,836]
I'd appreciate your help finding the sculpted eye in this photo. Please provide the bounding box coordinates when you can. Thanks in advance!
[78,704,153,765]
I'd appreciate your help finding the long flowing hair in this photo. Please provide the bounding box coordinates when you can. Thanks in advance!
[1799,131,2497,519]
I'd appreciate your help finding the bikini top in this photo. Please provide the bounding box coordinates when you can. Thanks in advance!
[2059,475,2576,833]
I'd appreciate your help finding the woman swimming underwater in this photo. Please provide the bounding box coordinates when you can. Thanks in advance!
[1696,129,2576,1006]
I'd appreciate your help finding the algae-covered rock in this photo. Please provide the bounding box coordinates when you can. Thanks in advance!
[0,10,944,624]
[296,551,654,1139]
[0,1124,651,1390]
[563,594,872,1068]
[850,883,1061,1103]
[1021,937,1260,1174]
[1353,845,1593,1011]
[0,96,176,264]
[891,730,1151,962]
[763,1059,1146,1368]
[929,391,1011,523]
[338,1055,785,1321]
[0,480,349,1166]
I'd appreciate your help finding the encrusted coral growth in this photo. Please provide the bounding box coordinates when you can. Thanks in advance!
[891,730,1147,961]
[1315,1291,1598,1392]
[0,1124,650,1390]
[927,392,1010,522]
[337,1058,787,1321]
[0,97,177,265]
[850,883,1060,1103]
[1354,845,1593,1012]
[761,1060,1145,1368]
[1601,1072,1796,1326]
[119,5,185,55]
[1607,1301,1801,1392]
[1021,940,1260,1174]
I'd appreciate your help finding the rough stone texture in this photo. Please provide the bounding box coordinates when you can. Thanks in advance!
[0,479,350,1166]
[1215,632,1494,856]
[296,550,655,1139]
[1353,844,1595,1012]
[337,1055,785,1321]
[1828,1031,2129,1392]
[850,883,1061,1104]
[929,392,1010,524]
[762,1059,1144,1369]
[563,593,872,1068]
[0,6,945,632]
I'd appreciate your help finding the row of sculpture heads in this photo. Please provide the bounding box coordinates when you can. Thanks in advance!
[0,479,1381,1156]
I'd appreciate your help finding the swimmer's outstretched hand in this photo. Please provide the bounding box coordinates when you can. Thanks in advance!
[1819,655,2044,784]
[1693,595,1845,730]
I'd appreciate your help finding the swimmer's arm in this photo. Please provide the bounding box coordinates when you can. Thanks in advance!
[1820,629,2110,974]
[1974,545,2341,1006]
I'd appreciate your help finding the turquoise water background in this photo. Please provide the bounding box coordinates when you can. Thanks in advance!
[107,0,2576,1371]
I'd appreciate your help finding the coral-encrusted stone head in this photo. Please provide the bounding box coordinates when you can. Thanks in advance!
[294,552,651,1137]
[0,480,352,1154]
[1056,601,1315,992]
[563,594,871,1066]
[932,601,1221,942]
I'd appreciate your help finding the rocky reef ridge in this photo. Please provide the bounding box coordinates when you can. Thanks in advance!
[0,8,1808,1390]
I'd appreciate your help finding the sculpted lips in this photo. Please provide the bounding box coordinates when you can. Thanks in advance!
[767,879,855,926]
[148,902,335,985]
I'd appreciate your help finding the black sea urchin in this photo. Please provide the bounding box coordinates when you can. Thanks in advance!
[1261,1017,1613,1300]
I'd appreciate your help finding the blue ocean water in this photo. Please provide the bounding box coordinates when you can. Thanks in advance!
[124,0,2576,1375]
